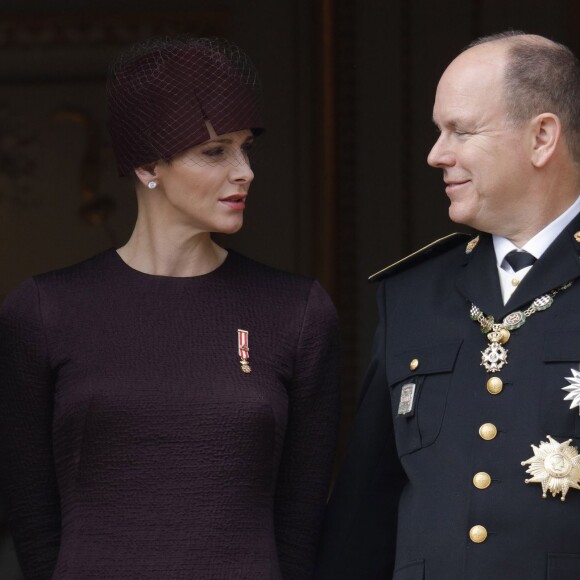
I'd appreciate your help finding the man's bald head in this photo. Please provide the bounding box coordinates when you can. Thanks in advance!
[466,32,580,164]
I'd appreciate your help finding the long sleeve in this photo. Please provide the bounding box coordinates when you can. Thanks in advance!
[315,281,406,580]
[0,279,61,579]
[274,281,341,580]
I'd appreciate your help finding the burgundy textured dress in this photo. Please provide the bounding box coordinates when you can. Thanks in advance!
[0,250,340,580]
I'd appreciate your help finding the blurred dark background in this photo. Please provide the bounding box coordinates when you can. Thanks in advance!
[1,0,579,576]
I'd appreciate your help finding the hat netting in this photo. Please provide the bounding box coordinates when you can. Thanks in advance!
[107,37,264,176]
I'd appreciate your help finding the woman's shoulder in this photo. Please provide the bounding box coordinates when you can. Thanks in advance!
[227,251,337,317]
[2,250,116,310]
[227,250,310,282]
[33,249,117,286]
[227,250,320,294]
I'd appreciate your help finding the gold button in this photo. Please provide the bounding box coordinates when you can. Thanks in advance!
[511,278,520,287]
[479,423,498,440]
[574,231,580,242]
[473,472,492,489]
[409,358,419,371]
[469,525,488,543]
[486,377,503,395]
[498,328,510,344]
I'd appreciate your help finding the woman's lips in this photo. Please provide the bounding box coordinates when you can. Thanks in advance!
[219,194,247,210]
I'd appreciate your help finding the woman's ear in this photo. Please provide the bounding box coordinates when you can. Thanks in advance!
[134,162,160,189]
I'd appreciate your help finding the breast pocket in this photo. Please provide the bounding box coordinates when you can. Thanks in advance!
[387,338,462,457]
[542,330,580,438]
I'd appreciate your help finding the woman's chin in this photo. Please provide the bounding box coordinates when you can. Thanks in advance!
[215,219,244,235]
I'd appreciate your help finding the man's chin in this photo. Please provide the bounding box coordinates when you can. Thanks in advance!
[448,205,473,228]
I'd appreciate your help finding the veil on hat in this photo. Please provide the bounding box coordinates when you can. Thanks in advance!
[106,37,264,176]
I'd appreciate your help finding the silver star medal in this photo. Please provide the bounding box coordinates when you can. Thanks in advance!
[562,368,580,414]
[521,436,580,501]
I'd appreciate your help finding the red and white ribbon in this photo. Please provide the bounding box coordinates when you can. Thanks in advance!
[237,329,251,373]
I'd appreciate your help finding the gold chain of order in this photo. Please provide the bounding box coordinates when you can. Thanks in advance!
[469,280,573,373]
[470,281,573,334]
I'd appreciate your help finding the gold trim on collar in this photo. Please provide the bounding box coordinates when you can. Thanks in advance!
[368,233,470,281]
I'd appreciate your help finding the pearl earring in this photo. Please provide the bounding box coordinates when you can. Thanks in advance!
[147,181,157,189]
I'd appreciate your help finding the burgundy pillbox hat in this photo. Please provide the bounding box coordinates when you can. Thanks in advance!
[107,37,264,176]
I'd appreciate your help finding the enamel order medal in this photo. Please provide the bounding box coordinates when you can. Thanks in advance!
[237,329,251,374]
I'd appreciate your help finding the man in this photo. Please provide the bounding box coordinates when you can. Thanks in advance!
[316,32,580,579]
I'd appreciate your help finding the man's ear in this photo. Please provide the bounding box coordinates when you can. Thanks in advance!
[530,113,561,168]
[134,162,160,188]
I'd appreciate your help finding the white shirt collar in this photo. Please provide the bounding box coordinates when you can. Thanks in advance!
[493,194,580,270]
[492,195,580,304]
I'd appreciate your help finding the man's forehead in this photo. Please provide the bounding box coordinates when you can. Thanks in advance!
[434,50,506,105]
[442,45,507,87]
[432,62,509,128]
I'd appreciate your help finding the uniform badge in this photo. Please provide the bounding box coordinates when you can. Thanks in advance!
[397,383,416,415]
[465,236,479,254]
[562,368,580,414]
[237,329,251,374]
[480,341,508,373]
[521,435,580,501]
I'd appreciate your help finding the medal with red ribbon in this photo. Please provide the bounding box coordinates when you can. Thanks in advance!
[237,329,251,374]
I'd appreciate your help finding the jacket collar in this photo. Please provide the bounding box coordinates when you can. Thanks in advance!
[455,211,580,319]
[502,211,580,315]
[455,233,504,317]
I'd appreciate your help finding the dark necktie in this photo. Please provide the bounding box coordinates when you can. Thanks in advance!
[504,249,537,272]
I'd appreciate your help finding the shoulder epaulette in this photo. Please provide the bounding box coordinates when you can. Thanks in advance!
[368,232,473,282]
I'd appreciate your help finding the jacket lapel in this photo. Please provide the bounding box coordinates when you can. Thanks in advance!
[502,212,580,317]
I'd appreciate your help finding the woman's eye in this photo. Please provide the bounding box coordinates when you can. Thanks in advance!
[203,147,225,157]
[242,141,254,153]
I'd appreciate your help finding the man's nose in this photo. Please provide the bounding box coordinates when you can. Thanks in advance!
[427,134,454,168]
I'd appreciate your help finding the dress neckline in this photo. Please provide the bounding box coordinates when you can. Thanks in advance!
[109,248,234,281]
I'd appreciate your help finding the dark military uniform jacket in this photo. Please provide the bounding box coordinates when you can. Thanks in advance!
[316,212,580,580]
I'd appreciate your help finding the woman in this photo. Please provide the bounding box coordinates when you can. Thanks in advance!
[0,38,340,579]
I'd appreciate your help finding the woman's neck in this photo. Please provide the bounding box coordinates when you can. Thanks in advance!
[117,226,227,277]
